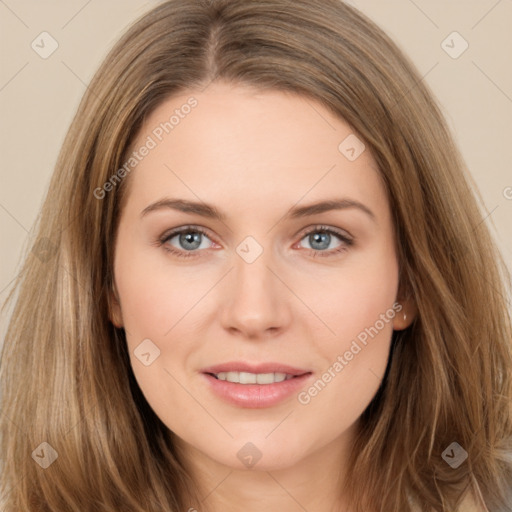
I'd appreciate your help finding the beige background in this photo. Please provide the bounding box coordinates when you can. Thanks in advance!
[1,0,511,333]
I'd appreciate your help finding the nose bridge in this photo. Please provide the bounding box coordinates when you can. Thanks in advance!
[220,240,290,335]
[234,247,275,296]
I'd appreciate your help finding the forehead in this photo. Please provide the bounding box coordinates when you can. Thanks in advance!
[123,82,387,219]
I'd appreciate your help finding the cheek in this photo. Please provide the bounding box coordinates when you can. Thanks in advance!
[307,246,399,355]
[299,246,399,419]
[114,252,205,424]
[297,299,397,442]
[115,245,209,340]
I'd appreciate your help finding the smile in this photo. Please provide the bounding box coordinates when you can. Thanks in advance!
[210,371,296,384]
[201,363,313,408]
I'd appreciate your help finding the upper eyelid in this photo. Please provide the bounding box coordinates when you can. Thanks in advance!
[297,224,352,239]
[162,225,213,240]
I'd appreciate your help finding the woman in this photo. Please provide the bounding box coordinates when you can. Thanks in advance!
[1,0,511,510]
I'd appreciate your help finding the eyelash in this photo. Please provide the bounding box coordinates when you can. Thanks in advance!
[157,225,353,260]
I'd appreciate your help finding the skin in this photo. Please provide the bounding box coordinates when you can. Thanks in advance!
[109,81,415,512]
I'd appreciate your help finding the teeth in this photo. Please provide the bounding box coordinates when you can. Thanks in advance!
[257,373,279,384]
[214,371,295,384]
[239,372,257,384]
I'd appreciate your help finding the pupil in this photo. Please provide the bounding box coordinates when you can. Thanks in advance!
[181,232,201,250]
[311,232,330,250]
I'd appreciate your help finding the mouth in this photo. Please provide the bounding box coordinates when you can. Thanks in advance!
[206,371,301,384]
[200,362,313,408]
[201,361,310,381]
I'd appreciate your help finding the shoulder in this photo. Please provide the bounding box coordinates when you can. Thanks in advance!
[457,488,489,512]
[408,486,489,512]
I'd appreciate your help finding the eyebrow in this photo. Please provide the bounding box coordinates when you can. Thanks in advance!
[140,197,376,223]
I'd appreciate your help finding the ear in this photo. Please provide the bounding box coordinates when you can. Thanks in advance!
[392,297,417,331]
[108,281,124,328]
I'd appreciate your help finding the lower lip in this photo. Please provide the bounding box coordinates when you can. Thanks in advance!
[201,372,313,408]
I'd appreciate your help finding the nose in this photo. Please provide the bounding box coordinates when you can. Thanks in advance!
[219,248,292,339]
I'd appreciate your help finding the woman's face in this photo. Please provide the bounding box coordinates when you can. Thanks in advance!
[110,81,413,474]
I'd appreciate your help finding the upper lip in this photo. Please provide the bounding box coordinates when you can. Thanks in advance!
[201,362,311,376]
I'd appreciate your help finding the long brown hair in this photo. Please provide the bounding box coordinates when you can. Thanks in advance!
[1,1,511,510]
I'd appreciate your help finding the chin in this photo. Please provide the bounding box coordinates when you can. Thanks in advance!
[215,435,310,472]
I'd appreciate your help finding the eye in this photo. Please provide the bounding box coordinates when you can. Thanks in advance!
[296,225,353,258]
[157,224,353,260]
[159,226,216,259]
